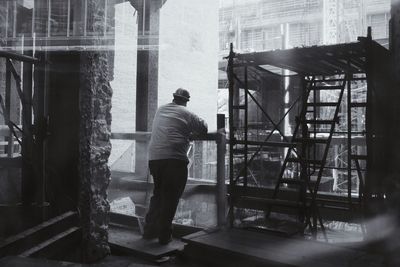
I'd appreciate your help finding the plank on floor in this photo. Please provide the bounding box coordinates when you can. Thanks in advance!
[108,226,185,260]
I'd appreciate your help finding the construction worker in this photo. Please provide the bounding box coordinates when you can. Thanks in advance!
[143,88,208,244]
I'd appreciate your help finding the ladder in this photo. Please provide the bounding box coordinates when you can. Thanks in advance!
[266,75,347,234]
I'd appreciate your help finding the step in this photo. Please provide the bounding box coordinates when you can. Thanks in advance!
[306,102,338,107]
[287,158,323,165]
[19,227,81,258]
[0,211,78,257]
[311,85,343,90]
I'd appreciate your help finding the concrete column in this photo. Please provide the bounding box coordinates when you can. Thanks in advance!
[391,1,400,184]
[393,1,400,86]
[131,0,161,177]
[78,0,113,262]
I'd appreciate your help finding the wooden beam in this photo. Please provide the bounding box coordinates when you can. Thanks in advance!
[0,51,40,64]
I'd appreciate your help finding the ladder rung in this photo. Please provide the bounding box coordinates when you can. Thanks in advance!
[351,155,367,160]
[311,85,343,90]
[350,102,367,108]
[287,158,323,165]
[233,149,245,154]
[306,102,338,107]
[293,138,328,144]
[314,79,345,82]
[232,105,246,109]
[280,178,305,185]
[305,119,336,124]
[235,140,296,148]
[240,196,305,208]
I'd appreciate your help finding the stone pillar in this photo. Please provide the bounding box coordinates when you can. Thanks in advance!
[78,0,113,262]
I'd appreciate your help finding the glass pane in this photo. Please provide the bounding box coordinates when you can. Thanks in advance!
[86,0,105,36]
[17,1,33,37]
[34,0,48,37]
[50,0,68,36]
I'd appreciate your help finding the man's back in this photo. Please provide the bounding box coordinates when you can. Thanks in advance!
[148,102,207,162]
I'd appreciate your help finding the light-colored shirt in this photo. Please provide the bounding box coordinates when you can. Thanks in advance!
[148,102,208,162]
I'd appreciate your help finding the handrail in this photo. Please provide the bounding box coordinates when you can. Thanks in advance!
[111,132,151,141]
[110,131,220,141]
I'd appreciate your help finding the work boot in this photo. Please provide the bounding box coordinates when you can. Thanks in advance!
[142,225,158,240]
[158,233,172,245]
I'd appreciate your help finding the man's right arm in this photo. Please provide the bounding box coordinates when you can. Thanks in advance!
[190,113,208,136]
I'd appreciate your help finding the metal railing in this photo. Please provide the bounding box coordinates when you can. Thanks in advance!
[110,129,227,227]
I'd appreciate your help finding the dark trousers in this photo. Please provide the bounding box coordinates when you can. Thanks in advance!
[144,159,188,239]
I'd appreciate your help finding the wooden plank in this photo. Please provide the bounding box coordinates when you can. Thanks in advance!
[108,226,185,260]
[183,229,380,267]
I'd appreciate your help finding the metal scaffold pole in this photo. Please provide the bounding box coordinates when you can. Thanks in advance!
[227,43,235,227]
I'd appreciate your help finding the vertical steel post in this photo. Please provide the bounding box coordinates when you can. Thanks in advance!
[12,1,17,38]
[217,114,227,227]
[244,67,248,187]
[228,43,235,227]
[67,0,71,37]
[347,72,352,206]
[22,52,33,206]
[104,0,108,36]
[5,60,12,157]
[47,0,51,37]
[84,0,88,36]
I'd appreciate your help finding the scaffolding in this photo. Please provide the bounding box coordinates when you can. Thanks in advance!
[226,29,391,236]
